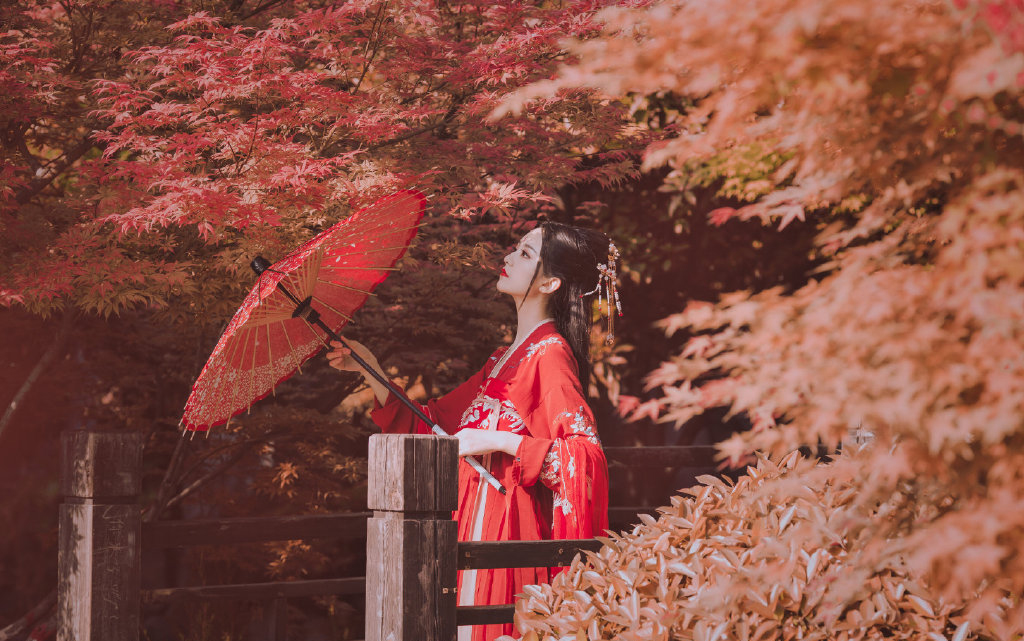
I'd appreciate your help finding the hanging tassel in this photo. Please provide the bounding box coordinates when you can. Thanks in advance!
[580,241,623,345]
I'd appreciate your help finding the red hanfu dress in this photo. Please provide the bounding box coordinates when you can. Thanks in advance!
[370,320,610,641]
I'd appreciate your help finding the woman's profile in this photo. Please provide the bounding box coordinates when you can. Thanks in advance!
[328,222,618,641]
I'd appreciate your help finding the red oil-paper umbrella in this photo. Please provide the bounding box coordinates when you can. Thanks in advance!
[180,188,506,494]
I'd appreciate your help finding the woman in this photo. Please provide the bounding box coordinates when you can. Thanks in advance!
[327,222,617,641]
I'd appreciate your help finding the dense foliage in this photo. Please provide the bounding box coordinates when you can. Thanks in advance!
[0,0,651,637]
[509,452,977,641]
[502,0,1024,638]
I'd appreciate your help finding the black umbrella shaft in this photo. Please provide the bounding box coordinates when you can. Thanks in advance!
[258,268,507,495]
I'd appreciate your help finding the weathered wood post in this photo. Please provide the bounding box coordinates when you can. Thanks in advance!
[366,434,458,641]
[58,430,143,641]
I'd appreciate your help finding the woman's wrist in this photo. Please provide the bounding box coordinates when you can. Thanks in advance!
[502,432,524,456]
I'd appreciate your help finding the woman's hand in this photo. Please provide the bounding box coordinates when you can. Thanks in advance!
[326,338,390,405]
[326,338,378,374]
[455,429,523,458]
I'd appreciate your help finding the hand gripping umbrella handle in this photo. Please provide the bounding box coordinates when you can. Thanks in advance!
[335,337,508,496]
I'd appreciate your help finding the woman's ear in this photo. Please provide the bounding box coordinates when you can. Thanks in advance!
[539,276,562,294]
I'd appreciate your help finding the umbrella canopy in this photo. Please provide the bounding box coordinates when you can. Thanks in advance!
[182,189,426,432]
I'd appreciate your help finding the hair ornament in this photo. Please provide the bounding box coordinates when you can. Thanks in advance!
[581,241,623,344]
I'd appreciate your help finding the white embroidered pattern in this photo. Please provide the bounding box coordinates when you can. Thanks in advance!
[553,491,573,515]
[539,406,600,491]
[539,447,561,487]
[557,406,601,446]
[520,335,564,366]
[458,395,527,434]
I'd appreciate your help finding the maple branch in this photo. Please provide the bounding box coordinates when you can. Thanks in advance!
[239,0,290,21]
[3,122,41,173]
[354,92,467,153]
[365,120,449,151]
[174,433,278,487]
[351,1,389,95]
[59,0,99,76]
[14,136,97,206]
[161,431,300,512]
[162,444,252,511]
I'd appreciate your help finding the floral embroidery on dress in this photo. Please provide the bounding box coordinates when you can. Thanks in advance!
[555,406,601,446]
[459,399,484,427]
[498,400,527,433]
[541,445,577,488]
[458,395,527,434]
[539,447,561,487]
[519,336,564,366]
[553,491,573,516]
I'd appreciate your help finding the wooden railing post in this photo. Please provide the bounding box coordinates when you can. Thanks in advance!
[365,434,458,641]
[57,430,143,641]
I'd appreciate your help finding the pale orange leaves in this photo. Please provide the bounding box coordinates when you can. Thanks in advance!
[501,0,1024,637]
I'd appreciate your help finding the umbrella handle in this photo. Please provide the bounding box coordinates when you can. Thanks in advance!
[328,333,509,497]
[258,270,509,497]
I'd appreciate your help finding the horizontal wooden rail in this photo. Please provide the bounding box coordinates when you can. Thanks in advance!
[458,538,603,570]
[457,604,513,626]
[142,507,662,552]
[609,505,657,524]
[604,445,716,467]
[142,512,371,549]
[144,577,366,602]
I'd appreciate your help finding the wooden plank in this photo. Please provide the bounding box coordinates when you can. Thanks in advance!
[61,430,143,499]
[57,430,143,641]
[366,514,458,641]
[433,435,459,512]
[366,435,458,641]
[603,445,716,468]
[456,604,514,626]
[142,512,370,549]
[432,516,458,638]
[58,503,143,641]
[143,577,366,601]
[368,434,458,512]
[365,517,386,641]
[458,539,603,571]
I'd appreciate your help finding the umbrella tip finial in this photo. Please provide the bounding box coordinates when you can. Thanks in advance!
[251,256,272,275]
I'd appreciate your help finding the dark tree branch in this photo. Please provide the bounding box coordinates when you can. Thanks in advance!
[14,136,95,206]
[240,0,290,21]
[144,433,188,522]
[365,119,449,151]
[0,311,75,442]
[351,1,390,95]
[161,442,255,511]
[0,588,56,641]
[4,122,41,173]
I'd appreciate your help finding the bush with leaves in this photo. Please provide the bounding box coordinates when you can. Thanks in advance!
[506,452,990,641]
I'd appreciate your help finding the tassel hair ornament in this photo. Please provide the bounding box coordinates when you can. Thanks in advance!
[581,241,623,344]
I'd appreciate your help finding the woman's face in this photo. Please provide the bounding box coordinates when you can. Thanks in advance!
[496,228,543,297]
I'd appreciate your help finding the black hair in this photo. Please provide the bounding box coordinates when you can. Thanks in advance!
[524,221,611,392]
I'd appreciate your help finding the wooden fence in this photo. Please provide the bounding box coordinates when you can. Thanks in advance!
[56,430,716,641]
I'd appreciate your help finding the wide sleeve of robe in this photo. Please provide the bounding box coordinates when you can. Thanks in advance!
[505,338,609,541]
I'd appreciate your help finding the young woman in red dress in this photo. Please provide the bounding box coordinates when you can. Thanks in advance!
[328,222,617,641]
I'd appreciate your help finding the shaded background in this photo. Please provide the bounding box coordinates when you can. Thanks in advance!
[0,175,820,637]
